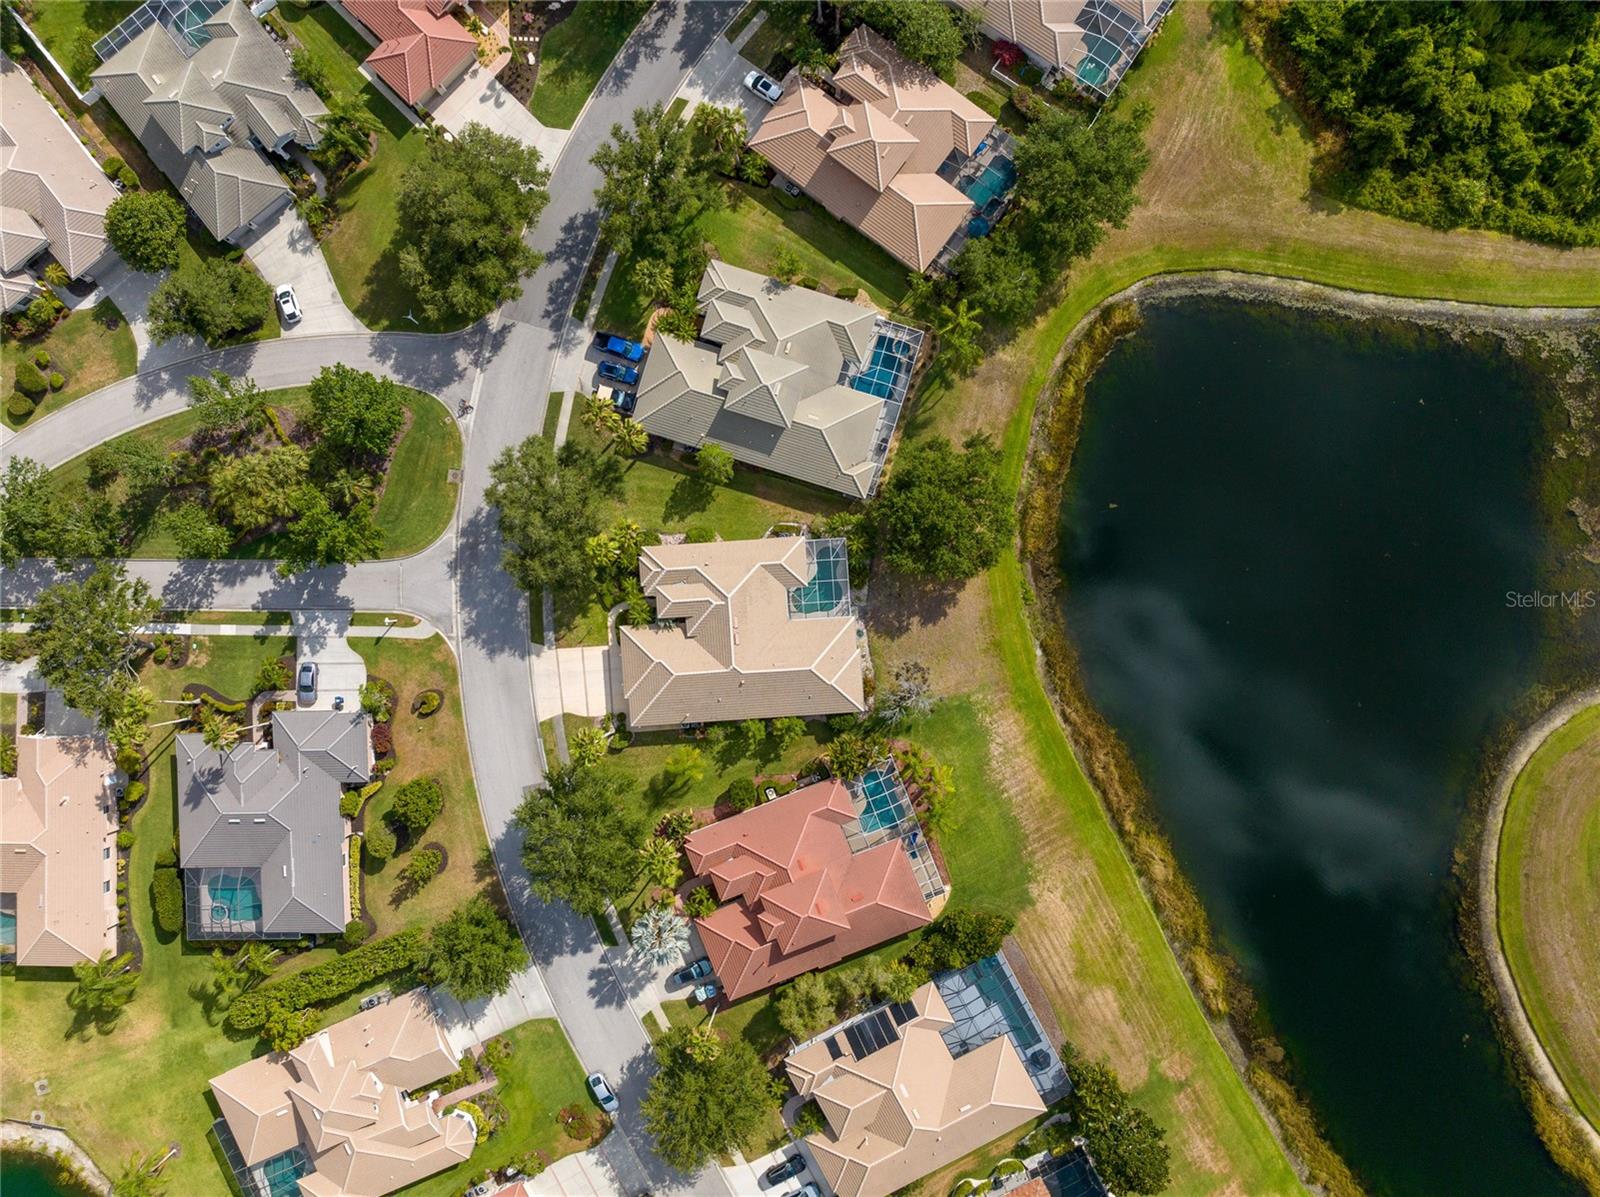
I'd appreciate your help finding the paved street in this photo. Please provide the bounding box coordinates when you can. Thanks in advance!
[1,7,744,1194]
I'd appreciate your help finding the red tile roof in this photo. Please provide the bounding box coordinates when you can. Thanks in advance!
[343,0,475,106]
[684,780,931,1000]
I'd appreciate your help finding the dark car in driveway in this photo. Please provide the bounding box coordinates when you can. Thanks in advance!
[594,331,646,361]
[673,957,712,987]
[765,1155,806,1185]
[598,360,640,386]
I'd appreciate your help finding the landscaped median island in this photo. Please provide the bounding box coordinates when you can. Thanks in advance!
[25,366,460,566]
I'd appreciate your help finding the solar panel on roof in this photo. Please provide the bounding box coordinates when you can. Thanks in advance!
[825,1035,843,1059]
[842,1021,871,1059]
[889,1000,916,1025]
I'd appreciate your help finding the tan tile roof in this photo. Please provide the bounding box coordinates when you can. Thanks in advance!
[618,537,866,729]
[211,990,472,1197]
[747,26,993,270]
[0,54,116,279]
[787,984,1045,1197]
[683,780,930,1000]
[0,736,120,967]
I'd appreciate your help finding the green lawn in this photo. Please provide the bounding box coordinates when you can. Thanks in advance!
[724,1,761,43]
[274,3,457,332]
[2,299,136,429]
[1497,702,1600,1133]
[21,0,140,88]
[598,182,910,337]
[738,11,792,75]
[529,1,648,129]
[49,385,460,559]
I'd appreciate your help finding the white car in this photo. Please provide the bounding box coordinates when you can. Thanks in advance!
[744,70,784,103]
[275,283,301,324]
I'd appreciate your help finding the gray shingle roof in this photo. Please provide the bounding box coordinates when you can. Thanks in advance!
[177,711,370,937]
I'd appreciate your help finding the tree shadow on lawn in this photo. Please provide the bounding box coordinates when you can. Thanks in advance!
[866,569,962,641]
[662,472,716,524]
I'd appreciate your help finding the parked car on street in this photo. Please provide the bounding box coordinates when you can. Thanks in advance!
[598,360,640,386]
[673,957,712,987]
[693,979,720,1004]
[296,661,317,703]
[587,1072,619,1114]
[765,1155,806,1184]
[275,284,301,324]
[745,70,784,103]
[593,331,646,361]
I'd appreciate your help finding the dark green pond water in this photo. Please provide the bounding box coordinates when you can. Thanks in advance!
[0,1152,88,1196]
[1058,299,1578,1196]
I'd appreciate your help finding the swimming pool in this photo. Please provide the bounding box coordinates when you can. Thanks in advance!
[788,538,852,618]
[208,872,262,923]
[849,335,916,401]
[855,765,909,834]
[0,909,15,949]
[961,156,1017,211]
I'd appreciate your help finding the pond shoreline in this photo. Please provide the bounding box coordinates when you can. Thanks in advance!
[1016,272,1599,1195]
[1,1121,110,1195]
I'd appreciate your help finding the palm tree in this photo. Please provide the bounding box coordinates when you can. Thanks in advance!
[68,950,139,1024]
[935,297,985,343]
[616,418,649,456]
[629,258,675,306]
[316,91,382,168]
[638,836,682,891]
[111,1150,170,1197]
[42,261,70,289]
[581,393,614,434]
[682,1022,722,1064]
[328,468,376,509]
[198,707,242,753]
[236,940,280,979]
[630,905,689,966]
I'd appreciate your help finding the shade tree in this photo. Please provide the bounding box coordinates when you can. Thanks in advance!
[32,564,159,731]
[104,190,185,272]
[512,762,643,917]
[641,1026,778,1171]
[486,435,624,596]
[872,433,1014,581]
[425,897,529,1000]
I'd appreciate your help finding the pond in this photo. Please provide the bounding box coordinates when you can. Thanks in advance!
[0,1150,96,1197]
[1057,298,1581,1196]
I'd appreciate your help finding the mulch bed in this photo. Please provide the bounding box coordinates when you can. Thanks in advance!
[420,841,449,874]
[411,688,444,718]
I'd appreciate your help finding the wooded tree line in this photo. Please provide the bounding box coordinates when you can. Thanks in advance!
[1272,0,1600,245]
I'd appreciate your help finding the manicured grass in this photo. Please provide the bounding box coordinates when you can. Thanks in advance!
[397,1020,597,1197]
[543,391,564,440]
[49,385,459,559]
[529,0,647,129]
[738,12,791,75]
[160,611,293,626]
[353,635,500,933]
[274,3,458,332]
[598,182,909,337]
[2,299,136,429]
[21,0,140,88]
[724,1,761,42]
[1497,702,1600,1133]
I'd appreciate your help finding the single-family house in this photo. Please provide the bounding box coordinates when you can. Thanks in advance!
[210,989,474,1197]
[339,0,476,110]
[618,536,866,730]
[682,779,932,1001]
[631,260,922,499]
[0,53,118,310]
[748,26,995,271]
[177,710,370,940]
[955,0,1172,97]
[92,0,326,243]
[785,983,1046,1197]
[0,735,120,967]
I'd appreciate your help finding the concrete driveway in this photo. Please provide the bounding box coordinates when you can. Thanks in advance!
[236,206,364,336]
[673,9,771,125]
[431,63,568,165]
[531,645,621,717]
[292,610,367,711]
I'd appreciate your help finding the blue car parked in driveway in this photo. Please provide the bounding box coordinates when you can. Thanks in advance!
[598,360,640,386]
[593,331,646,361]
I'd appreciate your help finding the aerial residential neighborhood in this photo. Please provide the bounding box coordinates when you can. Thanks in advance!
[3,4,1598,1197]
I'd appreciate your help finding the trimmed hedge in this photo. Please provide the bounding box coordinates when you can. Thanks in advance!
[7,395,35,420]
[14,361,46,398]
[349,832,363,919]
[226,928,426,1030]
[152,867,184,936]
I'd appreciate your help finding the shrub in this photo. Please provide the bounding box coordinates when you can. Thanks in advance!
[400,848,443,889]
[349,833,362,917]
[152,868,184,936]
[116,829,134,849]
[14,360,46,398]
[834,286,860,301]
[364,822,396,862]
[103,155,124,178]
[123,779,146,809]
[373,756,397,776]
[371,722,393,756]
[6,394,35,421]
[360,680,393,722]
[155,843,178,869]
[226,928,427,1030]
[796,275,820,290]
[116,166,139,190]
[685,526,716,544]
[253,657,291,695]
[416,690,441,717]
[903,908,1014,974]
[340,792,362,818]
[47,372,64,390]
[390,777,443,838]
[344,920,368,947]
[116,746,143,775]
[32,349,49,368]
[723,776,759,811]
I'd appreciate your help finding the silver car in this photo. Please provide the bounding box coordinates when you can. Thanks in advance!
[296,661,317,703]
[744,70,784,103]
[586,1072,619,1114]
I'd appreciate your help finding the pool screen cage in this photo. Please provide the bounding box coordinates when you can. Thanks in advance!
[838,318,925,494]
[94,0,226,62]
[213,1119,309,1197]
[186,867,285,940]
[787,538,854,619]
[935,953,1070,1100]
[842,761,947,903]
[1067,0,1175,99]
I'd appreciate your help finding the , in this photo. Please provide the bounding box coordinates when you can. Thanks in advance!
[296,660,318,703]
[275,284,301,325]
[586,1072,619,1114]
[593,331,646,361]
[597,360,640,386]
[743,69,784,103]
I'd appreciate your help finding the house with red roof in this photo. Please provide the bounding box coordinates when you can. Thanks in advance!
[340,0,476,109]
[683,779,933,1001]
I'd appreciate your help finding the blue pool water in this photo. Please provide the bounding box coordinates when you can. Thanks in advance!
[1075,34,1122,88]
[966,956,1042,1049]
[789,546,849,616]
[962,157,1016,210]
[850,336,915,401]
[210,872,262,922]
[855,766,908,834]
[1,910,15,948]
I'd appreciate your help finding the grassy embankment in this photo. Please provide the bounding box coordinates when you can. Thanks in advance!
[1497,703,1600,1135]
[48,385,460,559]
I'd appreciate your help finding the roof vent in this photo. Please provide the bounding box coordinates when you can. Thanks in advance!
[227,817,240,824]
